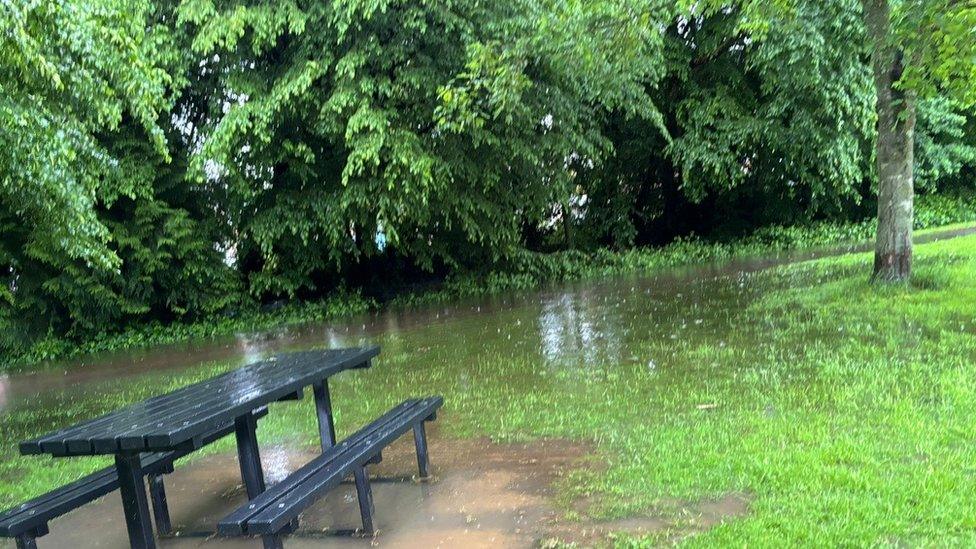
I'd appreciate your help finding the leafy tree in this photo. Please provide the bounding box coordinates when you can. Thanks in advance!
[0,0,172,269]
[176,0,665,298]
[915,97,976,191]
[861,0,976,281]
[577,0,877,248]
[0,0,238,350]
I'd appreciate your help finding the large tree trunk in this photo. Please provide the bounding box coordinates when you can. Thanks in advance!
[863,0,916,282]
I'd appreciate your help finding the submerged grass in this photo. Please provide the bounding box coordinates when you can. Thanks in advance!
[2,233,976,545]
[6,192,976,369]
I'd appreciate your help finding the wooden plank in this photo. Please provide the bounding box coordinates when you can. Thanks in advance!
[119,348,375,451]
[141,351,375,449]
[0,467,118,537]
[217,399,419,535]
[24,350,327,454]
[25,358,284,455]
[0,414,259,536]
[75,356,298,454]
[107,357,294,451]
[87,363,279,453]
[0,468,115,535]
[249,397,442,534]
[19,347,377,456]
[219,397,442,536]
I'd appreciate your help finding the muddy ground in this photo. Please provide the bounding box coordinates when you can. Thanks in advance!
[8,436,748,548]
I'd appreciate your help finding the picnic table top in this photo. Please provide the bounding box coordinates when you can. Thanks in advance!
[19,346,380,457]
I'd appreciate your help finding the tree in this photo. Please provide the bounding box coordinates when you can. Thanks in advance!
[0,0,172,270]
[0,1,238,351]
[577,0,876,249]
[861,0,976,281]
[177,0,665,299]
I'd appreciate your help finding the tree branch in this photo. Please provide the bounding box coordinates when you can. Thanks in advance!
[690,32,747,68]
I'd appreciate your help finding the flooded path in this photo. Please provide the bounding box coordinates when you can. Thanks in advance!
[0,226,972,547]
[2,225,972,413]
[27,436,590,548]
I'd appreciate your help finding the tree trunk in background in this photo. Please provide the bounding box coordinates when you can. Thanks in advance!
[863,0,916,282]
[562,198,575,250]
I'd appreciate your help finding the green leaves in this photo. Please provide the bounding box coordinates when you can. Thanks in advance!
[1,0,173,270]
[178,0,669,295]
[891,0,976,107]
[2,0,974,354]
[0,0,242,351]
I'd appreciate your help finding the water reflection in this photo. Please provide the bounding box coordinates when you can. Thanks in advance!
[235,334,272,365]
[537,289,624,369]
[0,374,7,411]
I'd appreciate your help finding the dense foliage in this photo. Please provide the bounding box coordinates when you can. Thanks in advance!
[1,0,974,359]
[0,1,240,353]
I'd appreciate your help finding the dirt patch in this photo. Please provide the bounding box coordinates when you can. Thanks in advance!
[546,492,751,547]
[3,435,748,548]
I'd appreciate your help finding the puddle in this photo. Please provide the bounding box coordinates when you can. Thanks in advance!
[0,436,746,548]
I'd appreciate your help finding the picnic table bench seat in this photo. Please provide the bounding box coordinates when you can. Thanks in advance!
[219,396,442,548]
[0,408,269,549]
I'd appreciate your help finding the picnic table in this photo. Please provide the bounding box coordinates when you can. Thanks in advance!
[17,346,381,549]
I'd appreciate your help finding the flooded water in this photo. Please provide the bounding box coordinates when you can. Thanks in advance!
[0,226,972,548]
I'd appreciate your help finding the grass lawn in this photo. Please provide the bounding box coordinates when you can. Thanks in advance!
[2,233,976,546]
[594,235,976,545]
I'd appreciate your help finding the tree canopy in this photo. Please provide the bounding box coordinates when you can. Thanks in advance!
[1,0,974,353]
[1,0,172,269]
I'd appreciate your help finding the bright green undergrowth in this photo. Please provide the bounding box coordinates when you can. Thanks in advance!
[392,192,976,306]
[7,292,375,370]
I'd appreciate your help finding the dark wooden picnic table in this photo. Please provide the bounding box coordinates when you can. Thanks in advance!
[18,345,380,549]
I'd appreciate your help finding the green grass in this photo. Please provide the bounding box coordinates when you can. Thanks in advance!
[602,237,976,545]
[4,231,976,546]
[916,220,976,236]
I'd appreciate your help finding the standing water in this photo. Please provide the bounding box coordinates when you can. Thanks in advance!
[0,227,973,547]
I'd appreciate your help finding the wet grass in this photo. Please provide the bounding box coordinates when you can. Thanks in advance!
[600,237,976,545]
[3,234,976,545]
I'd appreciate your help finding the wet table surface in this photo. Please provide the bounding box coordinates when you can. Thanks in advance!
[20,346,379,457]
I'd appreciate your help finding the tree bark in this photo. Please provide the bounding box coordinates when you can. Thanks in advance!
[863,0,916,282]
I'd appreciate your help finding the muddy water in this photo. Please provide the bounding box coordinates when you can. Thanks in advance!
[33,436,588,548]
[0,227,971,548]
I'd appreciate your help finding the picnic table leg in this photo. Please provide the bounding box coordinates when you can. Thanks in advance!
[234,411,266,497]
[312,380,337,450]
[115,453,156,549]
[413,421,431,478]
[236,410,282,548]
[353,465,375,535]
[14,533,37,549]
[148,474,172,535]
